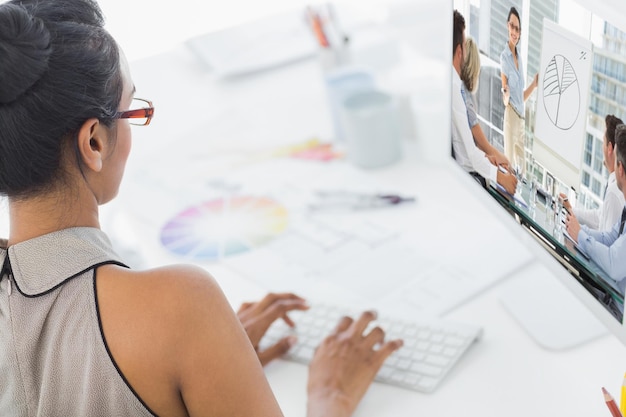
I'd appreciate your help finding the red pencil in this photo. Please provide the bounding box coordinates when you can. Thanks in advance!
[603,387,624,417]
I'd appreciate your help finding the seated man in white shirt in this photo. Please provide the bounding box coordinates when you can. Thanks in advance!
[452,10,517,195]
[566,124,626,294]
[561,115,625,231]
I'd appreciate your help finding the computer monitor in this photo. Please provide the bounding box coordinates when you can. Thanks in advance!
[450,0,626,349]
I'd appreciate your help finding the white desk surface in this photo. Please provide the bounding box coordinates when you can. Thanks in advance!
[108,16,626,417]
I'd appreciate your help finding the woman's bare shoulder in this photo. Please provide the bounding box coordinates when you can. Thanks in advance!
[97,263,234,344]
[96,263,276,416]
[99,263,224,306]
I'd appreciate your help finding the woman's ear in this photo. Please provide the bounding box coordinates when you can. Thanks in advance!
[77,118,105,172]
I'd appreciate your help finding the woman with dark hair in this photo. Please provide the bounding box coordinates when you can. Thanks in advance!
[500,6,538,178]
[0,1,402,416]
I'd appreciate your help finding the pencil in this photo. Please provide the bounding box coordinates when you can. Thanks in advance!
[307,9,329,48]
[619,374,626,415]
[603,387,624,417]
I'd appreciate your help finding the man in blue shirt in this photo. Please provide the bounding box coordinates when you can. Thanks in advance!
[566,124,626,295]
[561,115,625,232]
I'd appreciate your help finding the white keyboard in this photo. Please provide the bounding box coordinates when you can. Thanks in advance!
[260,303,483,393]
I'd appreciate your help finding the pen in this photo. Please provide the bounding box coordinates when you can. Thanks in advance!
[309,192,416,211]
[619,373,626,415]
[326,3,349,46]
[603,387,624,417]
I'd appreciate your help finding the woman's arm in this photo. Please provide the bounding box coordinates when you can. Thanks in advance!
[173,267,284,416]
[471,123,509,167]
[524,73,538,102]
[97,264,284,417]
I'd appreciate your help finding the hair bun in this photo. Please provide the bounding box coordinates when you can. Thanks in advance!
[0,3,52,104]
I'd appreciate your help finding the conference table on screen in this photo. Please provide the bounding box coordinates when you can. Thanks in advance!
[488,181,624,320]
[104,9,626,417]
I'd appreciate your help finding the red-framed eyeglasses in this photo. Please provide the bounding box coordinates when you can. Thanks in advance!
[114,98,154,126]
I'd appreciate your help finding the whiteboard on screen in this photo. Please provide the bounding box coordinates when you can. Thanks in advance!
[534,18,593,173]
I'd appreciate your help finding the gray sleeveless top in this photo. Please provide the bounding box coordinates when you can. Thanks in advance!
[0,227,155,416]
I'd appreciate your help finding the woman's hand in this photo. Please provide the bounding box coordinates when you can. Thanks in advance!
[237,293,309,366]
[306,311,403,417]
[502,85,510,106]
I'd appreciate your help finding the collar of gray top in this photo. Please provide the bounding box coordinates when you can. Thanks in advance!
[1,227,127,297]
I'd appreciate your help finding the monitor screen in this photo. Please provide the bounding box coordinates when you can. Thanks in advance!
[451,0,626,345]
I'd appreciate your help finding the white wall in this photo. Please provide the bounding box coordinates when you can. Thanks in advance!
[98,0,305,61]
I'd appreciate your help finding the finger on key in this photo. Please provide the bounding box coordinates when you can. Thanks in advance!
[363,326,386,349]
[349,310,378,338]
[331,315,353,335]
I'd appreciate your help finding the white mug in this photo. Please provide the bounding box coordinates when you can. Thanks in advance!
[324,67,375,142]
[341,90,402,169]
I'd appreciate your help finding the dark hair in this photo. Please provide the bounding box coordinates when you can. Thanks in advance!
[453,10,465,59]
[0,0,123,198]
[605,114,624,147]
[615,125,626,170]
[507,7,521,26]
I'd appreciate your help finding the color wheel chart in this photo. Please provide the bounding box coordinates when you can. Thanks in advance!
[160,196,289,260]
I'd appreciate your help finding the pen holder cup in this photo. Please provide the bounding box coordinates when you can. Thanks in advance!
[319,45,351,73]
[324,67,375,142]
[340,90,402,169]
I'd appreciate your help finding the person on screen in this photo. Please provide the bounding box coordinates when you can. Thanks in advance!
[566,125,626,292]
[452,10,517,194]
[461,36,510,169]
[561,115,625,231]
[0,1,402,416]
[500,6,538,177]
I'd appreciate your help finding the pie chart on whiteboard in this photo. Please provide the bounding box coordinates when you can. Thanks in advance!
[542,54,580,131]
[160,196,289,260]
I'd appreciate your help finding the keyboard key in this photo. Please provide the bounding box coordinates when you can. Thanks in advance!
[418,377,438,391]
[425,355,450,367]
[445,336,467,347]
[404,374,421,386]
[443,347,458,357]
[429,344,444,354]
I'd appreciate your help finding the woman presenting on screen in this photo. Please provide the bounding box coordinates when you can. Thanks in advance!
[500,6,538,177]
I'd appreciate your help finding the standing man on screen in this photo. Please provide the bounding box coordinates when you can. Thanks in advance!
[562,115,625,231]
[451,10,517,195]
[567,124,626,292]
